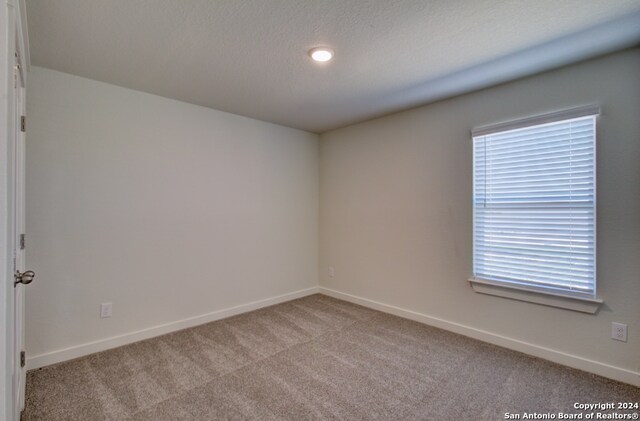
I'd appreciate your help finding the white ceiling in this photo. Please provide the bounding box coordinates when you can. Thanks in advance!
[26,0,640,133]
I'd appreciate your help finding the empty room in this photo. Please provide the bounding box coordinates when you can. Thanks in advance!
[1,1,640,420]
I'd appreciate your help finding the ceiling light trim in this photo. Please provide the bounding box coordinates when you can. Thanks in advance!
[309,47,334,63]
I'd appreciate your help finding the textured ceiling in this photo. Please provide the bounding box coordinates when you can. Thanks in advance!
[26,0,640,133]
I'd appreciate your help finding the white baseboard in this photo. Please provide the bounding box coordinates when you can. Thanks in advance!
[319,287,640,387]
[27,286,320,370]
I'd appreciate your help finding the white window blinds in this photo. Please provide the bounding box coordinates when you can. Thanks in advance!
[473,110,597,299]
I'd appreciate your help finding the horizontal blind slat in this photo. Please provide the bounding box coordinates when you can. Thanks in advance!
[475,244,593,257]
[480,253,594,269]
[483,142,594,161]
[475,274,594,292]
[483,130,593,152]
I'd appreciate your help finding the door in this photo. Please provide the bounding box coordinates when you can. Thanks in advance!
[12,49,30,416]
[2,1,30,419]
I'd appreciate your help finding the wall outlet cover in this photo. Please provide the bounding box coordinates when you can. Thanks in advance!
[611,322,627,342]
[100,302,113,318]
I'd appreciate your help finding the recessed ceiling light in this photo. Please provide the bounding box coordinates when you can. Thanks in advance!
[309,47,334,63]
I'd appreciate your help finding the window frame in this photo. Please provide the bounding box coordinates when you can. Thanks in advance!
[469,105,602,313]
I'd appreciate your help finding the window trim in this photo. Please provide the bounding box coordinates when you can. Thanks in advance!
[472,104,601,137]
[468,277,602,314]
[470,105,602,312]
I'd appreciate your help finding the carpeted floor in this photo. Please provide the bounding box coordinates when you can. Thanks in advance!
[23,294,640,420]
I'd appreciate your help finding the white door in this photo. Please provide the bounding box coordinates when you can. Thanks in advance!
[2,1,29,419]
[12,50,30,417]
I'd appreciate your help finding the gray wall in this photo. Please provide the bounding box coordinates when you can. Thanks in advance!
[320,49,640,375]
[26,67,319,360]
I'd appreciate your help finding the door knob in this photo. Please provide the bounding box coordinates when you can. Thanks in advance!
[14,270,35,286]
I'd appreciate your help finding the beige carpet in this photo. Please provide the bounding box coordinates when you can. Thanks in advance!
[23,294,640,420]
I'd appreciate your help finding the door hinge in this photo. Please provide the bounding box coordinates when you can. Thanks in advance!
[20,351,26,368]
[21,116,26,132]
[20,234,25,250]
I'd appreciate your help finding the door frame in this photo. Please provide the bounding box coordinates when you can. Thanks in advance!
[0,0,29,420]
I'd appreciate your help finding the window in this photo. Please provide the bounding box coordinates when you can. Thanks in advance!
[471,106,598,306]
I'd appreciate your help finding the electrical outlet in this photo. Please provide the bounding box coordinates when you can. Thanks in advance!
[100,302,112,319]
[328,266,335,278]
[611,322,627,342]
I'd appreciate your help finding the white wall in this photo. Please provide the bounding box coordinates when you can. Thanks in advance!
[26,67,318,361]
[320,49,640,380]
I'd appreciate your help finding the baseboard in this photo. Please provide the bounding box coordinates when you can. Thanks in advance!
[27,286,320,370]
[319,287,640,387]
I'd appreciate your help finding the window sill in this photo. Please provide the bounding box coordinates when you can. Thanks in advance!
[468,278,603,314]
